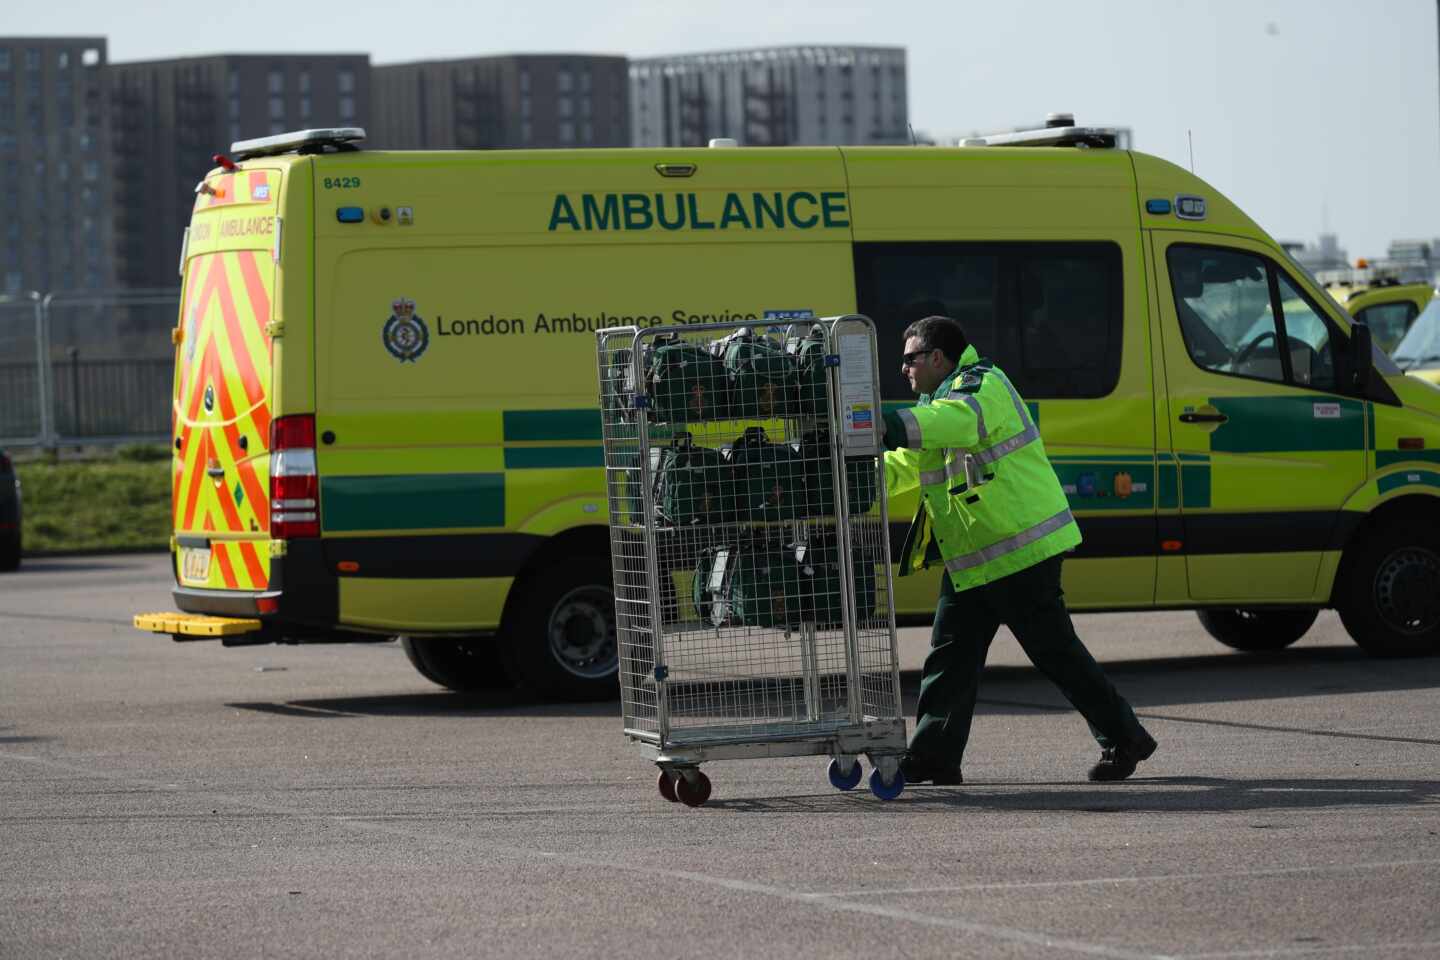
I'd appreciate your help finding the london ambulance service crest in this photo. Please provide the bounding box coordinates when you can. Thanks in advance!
[383,297,429,363]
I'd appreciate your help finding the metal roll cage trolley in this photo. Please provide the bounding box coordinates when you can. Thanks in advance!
[596,315,906,806]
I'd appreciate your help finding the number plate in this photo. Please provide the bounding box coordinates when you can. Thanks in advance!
[181,546,211,583]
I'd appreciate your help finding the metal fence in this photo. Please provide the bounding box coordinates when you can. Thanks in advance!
[0,289,179,448]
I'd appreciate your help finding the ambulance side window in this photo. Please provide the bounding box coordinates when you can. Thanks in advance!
[853,242,1122,400]
[1168,245,1339,392]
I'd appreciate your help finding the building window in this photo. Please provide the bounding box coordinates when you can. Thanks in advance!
[558,69,573,92]
[269,97,284,120]
[230,122,241,144]
[229,71,240,94]
[0,50,10,71]
[82,160,98,181]
[581,121,593,143]
[558,97,573,118]
[82,48,99,67]
[268,69,284,94]
[580,68,592,93]
[229,97,241,120]
[25,48,40,71]
[519,69,530,93]
[270,121,286,135]
[299,96,311,120]
[338,68,355,94]
[57,50,70,70]
[580,97,592,118]
[338,96,355,120]
[558,120,574,143]
[298,70,311,93]
[521,120,532,143]
[520,95,531,118]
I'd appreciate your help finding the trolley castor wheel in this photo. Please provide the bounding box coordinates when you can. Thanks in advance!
[657,769,679,803]
[675,769,712,807]
[869,766,905,801]
[828,757,863,791]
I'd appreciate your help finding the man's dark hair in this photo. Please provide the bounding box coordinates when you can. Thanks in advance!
[903,315,970,364]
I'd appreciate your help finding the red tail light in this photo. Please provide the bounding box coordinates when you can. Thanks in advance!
[269,414,319,539]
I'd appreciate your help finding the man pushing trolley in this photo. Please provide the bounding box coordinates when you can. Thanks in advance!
[596,315,907,805]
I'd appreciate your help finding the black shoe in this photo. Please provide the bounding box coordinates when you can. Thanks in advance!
[1087,734,1157,783]
[899,754,963,786]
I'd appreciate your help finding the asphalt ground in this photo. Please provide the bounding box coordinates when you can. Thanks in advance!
[3,553,1439,959]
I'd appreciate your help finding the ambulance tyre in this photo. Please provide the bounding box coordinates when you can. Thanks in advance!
[0,531,18,571]
[1196,609,1317,651]
[502,554,619,702]
[399,636,512,692]
[1337,522,1440,658]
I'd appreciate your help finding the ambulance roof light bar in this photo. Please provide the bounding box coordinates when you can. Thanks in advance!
[959,113,1119,149]
[230,127,367,161]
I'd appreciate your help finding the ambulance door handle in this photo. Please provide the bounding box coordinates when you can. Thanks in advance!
[1178,412,1228,424]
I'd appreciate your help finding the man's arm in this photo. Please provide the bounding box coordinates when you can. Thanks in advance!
[883,398,983,453]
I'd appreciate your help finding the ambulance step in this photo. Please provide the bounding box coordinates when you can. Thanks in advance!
[133,612,264,640]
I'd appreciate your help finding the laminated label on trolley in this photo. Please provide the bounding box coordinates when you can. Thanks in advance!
[837,332,880,456]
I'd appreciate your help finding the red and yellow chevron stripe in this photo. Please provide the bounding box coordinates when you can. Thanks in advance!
[173,236,275,592]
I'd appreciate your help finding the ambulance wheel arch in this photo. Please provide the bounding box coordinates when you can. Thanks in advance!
[1332,494,1440,656]
[498,526,618,701]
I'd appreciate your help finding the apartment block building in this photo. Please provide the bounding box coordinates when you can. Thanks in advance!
[110,53,369,288]
[370,54,629,150]
[630,45,909,147]
[0,37,114,295]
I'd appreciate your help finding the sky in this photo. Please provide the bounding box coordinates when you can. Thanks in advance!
[10,0,1440,259]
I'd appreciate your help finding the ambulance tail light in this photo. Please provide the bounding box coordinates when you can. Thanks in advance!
[270,415,319,539]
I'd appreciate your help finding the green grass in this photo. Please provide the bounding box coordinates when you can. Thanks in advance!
[17,457,172,554]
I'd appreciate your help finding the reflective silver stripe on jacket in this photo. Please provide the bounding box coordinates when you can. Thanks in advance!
[974,423,1040,465]
[897,407,923,449]
[943,507,1075,574]
[919,467,947,486]
[960,395,987,441]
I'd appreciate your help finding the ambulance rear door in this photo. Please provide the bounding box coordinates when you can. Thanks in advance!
[172,164,282,595]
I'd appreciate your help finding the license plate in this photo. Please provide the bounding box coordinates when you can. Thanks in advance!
[181,546,211,583]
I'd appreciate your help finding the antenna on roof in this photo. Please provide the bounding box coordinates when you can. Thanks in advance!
[1188,130,1195,173]
[908,123,917,147]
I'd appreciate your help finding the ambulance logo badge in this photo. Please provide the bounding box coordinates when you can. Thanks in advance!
[383,297,429,363]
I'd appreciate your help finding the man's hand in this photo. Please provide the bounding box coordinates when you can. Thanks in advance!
[882,410,908,451]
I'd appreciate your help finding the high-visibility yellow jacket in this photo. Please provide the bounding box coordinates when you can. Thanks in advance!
[884,345,1080,591]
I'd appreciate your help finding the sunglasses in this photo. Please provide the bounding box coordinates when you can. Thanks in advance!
[901,348,936,368]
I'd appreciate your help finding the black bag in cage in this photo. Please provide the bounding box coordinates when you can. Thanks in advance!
[691,540,877,629]
[785,323,831,415]
[711,327,796,420]
[722,426,812,522]
[796,431,880,517]
[648,334,732,423]
[651,433,728,527]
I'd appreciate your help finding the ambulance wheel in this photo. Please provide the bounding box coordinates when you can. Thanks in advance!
[1337,523,1440,657]
[400,636,512,692]
[1196,609,1317,651]
[675,770,712,807]
[502,555,619,701]
[0,532,18,572]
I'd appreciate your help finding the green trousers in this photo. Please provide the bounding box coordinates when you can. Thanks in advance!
[908,555,1149,766]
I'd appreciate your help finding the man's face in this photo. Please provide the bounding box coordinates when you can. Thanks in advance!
[901,335,948,395]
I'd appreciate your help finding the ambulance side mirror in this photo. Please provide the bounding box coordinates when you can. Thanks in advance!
[1349,321,1373,392]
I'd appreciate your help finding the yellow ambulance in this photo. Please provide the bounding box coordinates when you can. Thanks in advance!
[135,122,1440,699]
[1324,279,1434,354]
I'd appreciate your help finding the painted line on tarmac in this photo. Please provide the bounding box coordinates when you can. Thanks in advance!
[808,857,1440,898]
[0,749,1171,960]
[1182,940,1440,958]
[982,698,1440,748]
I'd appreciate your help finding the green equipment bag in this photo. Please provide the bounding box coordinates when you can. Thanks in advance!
[647,334,731,423]
[691,540,877,629]
[651,433,728,527]
[796,430,880,516]
[722,427,810,522]
[711,327,796,420]
[786,324,831,416]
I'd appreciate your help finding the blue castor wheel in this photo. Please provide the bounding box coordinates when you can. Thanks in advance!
[828,757,863,791]
[657,769,678,803]
[675,769,712,807]
[869,766,906,801]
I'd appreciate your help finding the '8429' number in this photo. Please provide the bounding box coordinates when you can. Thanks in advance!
[323,176,361,189]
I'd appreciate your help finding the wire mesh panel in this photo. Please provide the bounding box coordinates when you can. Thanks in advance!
[597,317,904,798]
